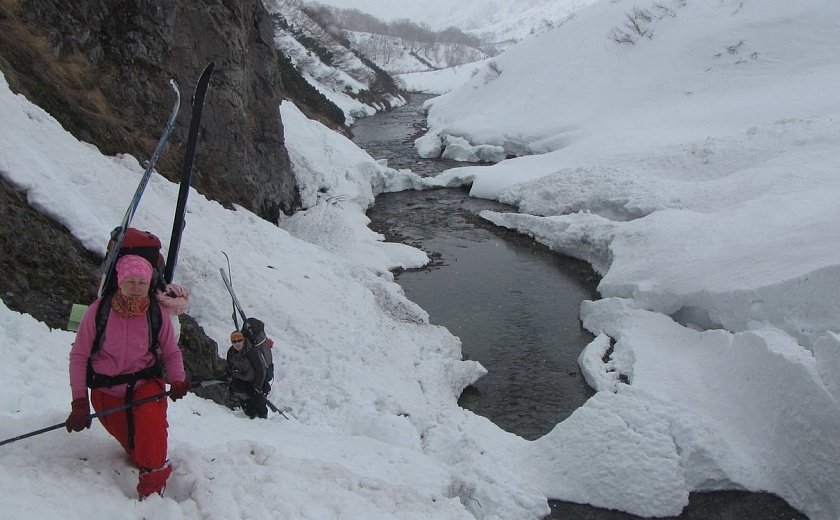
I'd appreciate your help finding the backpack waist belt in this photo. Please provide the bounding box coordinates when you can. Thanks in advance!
[86,363,163,389]
[87,363,164,450]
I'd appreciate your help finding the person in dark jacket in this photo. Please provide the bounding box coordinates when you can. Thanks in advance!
[226,331,268,419]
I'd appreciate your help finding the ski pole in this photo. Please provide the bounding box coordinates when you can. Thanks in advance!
[211,376,289,420]
[0,380,224,447]
[260,393,289,420]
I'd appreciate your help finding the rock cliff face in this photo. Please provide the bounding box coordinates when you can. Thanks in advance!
[0,0,305,393]
[1,0,300,221]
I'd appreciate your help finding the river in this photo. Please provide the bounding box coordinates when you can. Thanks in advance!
[357,93,807,520]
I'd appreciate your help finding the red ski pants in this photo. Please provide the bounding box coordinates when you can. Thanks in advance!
[91,378,169,470]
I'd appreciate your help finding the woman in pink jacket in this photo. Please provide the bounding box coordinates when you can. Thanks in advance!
[65,254,190,498]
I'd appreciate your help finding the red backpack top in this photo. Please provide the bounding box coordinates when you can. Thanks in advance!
[101,227,166,294]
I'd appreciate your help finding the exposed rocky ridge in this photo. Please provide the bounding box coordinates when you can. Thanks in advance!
[0,0,300,221]
[0,176,99,329]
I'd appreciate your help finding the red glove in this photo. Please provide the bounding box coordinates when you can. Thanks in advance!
[65,398,91,432]
[169,381,191,401]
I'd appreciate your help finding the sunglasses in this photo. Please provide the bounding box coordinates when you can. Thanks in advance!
[232,339,244,343]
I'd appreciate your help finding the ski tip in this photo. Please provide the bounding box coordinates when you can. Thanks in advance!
[200,63,215,80]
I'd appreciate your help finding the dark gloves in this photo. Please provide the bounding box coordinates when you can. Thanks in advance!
[169,381,192,401]
[65,398,91,432]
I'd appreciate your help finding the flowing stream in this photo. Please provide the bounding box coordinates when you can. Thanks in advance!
[368,187,599,440]
[357,94,806,520]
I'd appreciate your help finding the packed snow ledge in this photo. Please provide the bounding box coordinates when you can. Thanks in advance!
[424,113,840,519]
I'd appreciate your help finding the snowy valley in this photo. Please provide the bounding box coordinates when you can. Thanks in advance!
[1,1,839,519]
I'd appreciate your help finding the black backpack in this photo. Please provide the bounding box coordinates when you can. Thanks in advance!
[242,317,273,382]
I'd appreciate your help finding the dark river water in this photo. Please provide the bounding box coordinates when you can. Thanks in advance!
[357,94,807,520]
[368,187,599,440]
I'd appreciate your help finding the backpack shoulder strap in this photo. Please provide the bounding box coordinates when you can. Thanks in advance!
[92,291,114,354]
[148,296,163,353]
[254,344,269,369]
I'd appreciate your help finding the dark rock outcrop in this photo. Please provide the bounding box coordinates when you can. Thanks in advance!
[0,176,100,329]
[1,0,300,221]
[178,314,230,403]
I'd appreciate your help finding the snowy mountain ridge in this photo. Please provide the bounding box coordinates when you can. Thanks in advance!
[267,0,405,124]
[307,0,596,43]
[463,0,598,44]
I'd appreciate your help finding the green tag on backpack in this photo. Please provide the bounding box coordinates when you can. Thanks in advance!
[67,303,89,332]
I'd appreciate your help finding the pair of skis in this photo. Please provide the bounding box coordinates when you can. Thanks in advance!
[96,62,214,297]
[220,257,247,329]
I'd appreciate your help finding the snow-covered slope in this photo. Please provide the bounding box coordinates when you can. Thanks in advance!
[269,0,405,123]
[419,0,840,161]
[310,0,595,42]
[343,30,487,74]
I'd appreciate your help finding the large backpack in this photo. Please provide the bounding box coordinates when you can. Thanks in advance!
[242,317,273,383]
[103,227,167,294]
[68,228,166,332]
[86,227,166,389]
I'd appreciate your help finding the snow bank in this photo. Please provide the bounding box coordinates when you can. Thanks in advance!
[414,0,840,517]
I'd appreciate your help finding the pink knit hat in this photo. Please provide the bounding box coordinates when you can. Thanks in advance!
[116,255,153,286]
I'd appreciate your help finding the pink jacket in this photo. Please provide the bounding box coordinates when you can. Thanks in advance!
[69,297,186,400]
